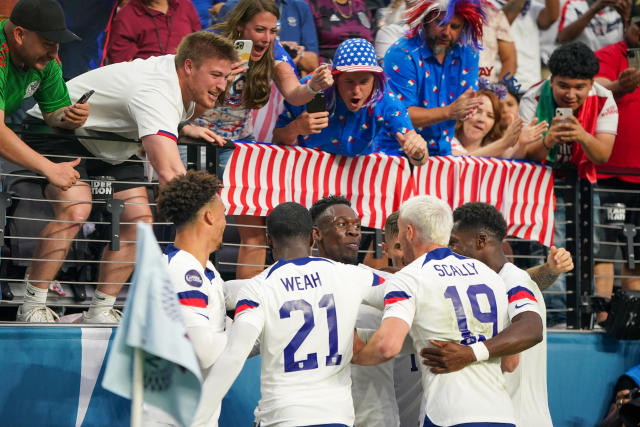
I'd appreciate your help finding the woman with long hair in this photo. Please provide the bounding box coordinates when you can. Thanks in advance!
[451,81,548,158]
[182,0,333,280]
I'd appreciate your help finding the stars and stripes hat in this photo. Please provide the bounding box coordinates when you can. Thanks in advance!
[332,38,383,74]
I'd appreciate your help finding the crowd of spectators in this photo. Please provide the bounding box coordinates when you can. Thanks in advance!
[1,0,640,326]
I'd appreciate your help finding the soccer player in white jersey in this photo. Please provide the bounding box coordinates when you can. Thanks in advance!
[310,195,401,427]
[383,211,424,427]
[447,202,574,427]
[352,195,543,427]
[192,202,387,427]
[156,170,228,427]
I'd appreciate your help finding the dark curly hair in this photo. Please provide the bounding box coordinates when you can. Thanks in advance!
[157,171,222,229]
[309,195,351,224]
[267,202,313,242]
[548,42,599,80]
[452,202,508,241]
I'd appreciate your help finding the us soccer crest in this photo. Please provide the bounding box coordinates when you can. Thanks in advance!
[24,81,40,98]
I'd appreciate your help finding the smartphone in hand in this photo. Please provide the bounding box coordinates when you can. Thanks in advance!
[555,107,572,122]
[77,90,95,104]
[306,93,326,114]
[234,40,253,62]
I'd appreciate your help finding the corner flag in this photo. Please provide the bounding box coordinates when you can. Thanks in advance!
[102,222,202,426]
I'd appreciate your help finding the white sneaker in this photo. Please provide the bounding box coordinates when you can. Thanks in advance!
[82,307,122,324]
[16,304,59,323]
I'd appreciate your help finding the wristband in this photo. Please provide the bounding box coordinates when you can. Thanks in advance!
[469,341,489,362]
[305,81,322,95]
[542,137,551,150]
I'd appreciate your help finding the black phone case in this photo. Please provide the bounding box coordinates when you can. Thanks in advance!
[306,93,326,114]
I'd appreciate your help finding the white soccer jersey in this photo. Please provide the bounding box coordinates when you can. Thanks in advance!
[163,243,226,334]
[383,247,515,426]
[393,353,423,427]
[351,265,399,427]
[164,243,225,427]
[233,256,387,427]
[500,263,552,427]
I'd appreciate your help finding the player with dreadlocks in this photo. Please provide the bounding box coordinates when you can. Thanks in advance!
[383,0,487,157]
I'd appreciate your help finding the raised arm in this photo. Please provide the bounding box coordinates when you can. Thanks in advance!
[274,63,333,106]
[537,0,560,29]
[527,246,574,291]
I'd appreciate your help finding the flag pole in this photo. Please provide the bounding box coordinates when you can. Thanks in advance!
[131,347,144,427]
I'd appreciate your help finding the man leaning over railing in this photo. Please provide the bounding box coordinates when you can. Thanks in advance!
[1,0,84,192]
[15,32,237,323]
[272,38,428,166]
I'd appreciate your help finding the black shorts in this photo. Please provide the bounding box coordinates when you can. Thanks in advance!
[21,121,146,194]
[596,178,640,262]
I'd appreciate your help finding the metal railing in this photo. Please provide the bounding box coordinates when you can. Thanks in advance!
[2,123,634,330]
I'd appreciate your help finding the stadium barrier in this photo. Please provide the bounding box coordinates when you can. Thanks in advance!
[2,123,638,330]
[0,326,635,426]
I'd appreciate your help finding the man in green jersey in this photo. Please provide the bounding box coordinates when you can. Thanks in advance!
[1,0,88,191]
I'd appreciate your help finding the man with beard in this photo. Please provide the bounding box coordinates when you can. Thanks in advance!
[382,0,486,156]
[1,0,84,191]
[157,170,228,426]
[310,196,403,426]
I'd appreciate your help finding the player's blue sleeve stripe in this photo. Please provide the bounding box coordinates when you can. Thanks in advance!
[235,299,260,315]
[384,291,411,306]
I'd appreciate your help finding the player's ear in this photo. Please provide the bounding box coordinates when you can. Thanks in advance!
[266,233,273,249]
[476,232,487,250]
[381,241,388,256]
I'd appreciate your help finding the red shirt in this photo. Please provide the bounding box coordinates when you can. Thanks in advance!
[107,0,201,64]
[595,40,640,183]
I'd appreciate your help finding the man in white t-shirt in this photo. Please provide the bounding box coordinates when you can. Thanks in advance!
[448,202,574,427]
[491,0,560,92]
[16,32,236,323]
[352,195,543,427]
[191,202,388,426]
[156,170,228,427]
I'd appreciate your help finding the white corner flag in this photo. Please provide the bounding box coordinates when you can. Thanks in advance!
[102,222,202,427]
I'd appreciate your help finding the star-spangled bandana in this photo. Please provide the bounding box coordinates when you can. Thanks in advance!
[333,38,383,73]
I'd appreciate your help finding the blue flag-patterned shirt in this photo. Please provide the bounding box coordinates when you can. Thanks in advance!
[276,76,414,157]
[383,33,479,156]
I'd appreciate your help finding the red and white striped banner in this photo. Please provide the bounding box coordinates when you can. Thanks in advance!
[411,156,554,246]
[221,145,555,246]
[221,143,413,229]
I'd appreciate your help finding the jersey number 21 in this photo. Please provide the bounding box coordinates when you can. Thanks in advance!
[279,294,342,373]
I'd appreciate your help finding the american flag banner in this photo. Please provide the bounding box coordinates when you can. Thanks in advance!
[251,82,285,143]
[411,156,555,246]
[220,142,413,229]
